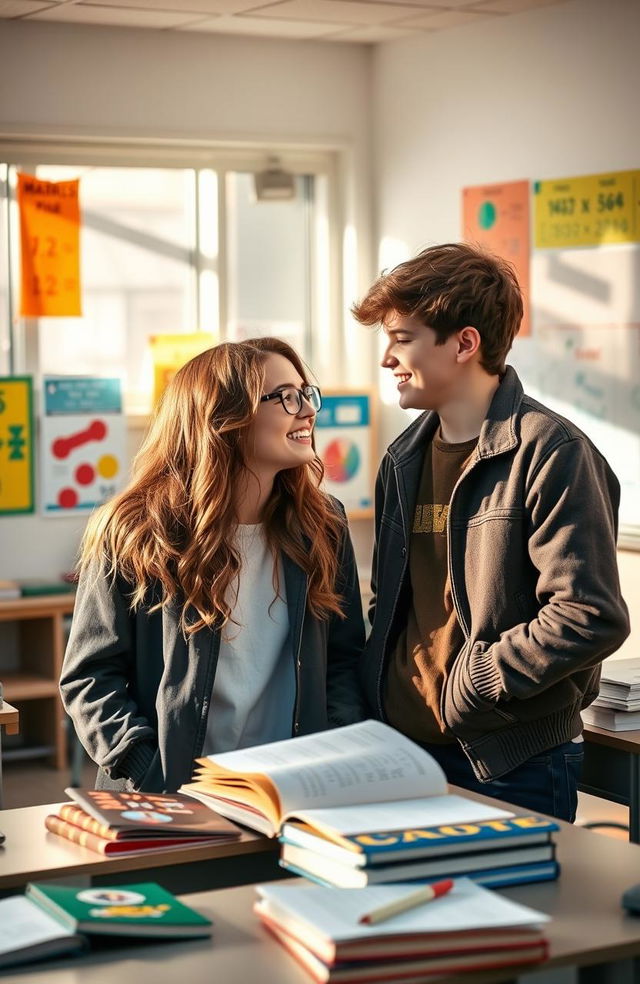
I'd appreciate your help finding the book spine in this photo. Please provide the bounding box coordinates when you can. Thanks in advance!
[59,803,117,840]
[278,857,561,890]
[45,814,112,855]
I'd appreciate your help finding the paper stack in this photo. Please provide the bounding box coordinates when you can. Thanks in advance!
[582,658,640,731]
[255,877,549,982]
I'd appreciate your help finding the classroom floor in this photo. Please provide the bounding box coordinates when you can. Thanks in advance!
[0,757,631,841]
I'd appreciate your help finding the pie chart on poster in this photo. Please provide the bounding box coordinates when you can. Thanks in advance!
[322,438,360,483]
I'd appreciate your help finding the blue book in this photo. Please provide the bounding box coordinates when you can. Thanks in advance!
[280,853,560,890]
[280,814,559,867]
[280,836,558,888]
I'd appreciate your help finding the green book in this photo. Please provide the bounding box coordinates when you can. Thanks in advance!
[18,579,76,597]
[25,881,213,938]
[0,882,212,970]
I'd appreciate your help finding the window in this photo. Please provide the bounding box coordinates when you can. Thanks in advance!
[0,148,337,413]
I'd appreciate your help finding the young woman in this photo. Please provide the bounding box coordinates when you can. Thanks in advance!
[60,337,366,793]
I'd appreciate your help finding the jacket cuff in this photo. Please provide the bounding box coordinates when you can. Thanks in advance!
[468,642,503,703]
[111,740,157,787]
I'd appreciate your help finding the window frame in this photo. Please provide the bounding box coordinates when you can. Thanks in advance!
[0,138,343,411]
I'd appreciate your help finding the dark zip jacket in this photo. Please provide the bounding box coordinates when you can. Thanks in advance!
[362,367,630,781]
[60,501,366,793]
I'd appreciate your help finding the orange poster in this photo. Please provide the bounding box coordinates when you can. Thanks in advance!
[462,180,530,338]
[18,172,81,317]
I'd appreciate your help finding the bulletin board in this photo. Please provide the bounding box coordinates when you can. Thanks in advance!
[505,169,640,548]
[314,391,375,519]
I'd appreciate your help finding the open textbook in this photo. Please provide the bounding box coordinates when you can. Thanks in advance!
[180,720,514,838]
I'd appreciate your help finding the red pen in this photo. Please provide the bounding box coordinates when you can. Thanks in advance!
[358,879,455,925]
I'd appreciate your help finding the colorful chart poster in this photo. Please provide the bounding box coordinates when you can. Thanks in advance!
[17,173,82,317]
[41,377,125,515]
[0,376,34,515]
[149,332,215,408]
[314,393,373,516]
[534,169,640,249]
[462,180,531,338]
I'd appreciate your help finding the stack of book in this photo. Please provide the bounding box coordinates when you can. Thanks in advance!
[0,881,212,970]
[279,810,558,889]
[254,877,550,982]
[181,720,559,889]
[0,579,20,600]
[582,658,640,731]
[45,788,242,856]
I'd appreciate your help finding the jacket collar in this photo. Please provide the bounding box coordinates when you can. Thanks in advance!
[386,364,524,465]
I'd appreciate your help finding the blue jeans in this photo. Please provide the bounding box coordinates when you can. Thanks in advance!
[422,740,584,822]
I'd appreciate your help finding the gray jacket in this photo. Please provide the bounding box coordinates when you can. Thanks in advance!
[61,506,366,792]
[361,366,630,780]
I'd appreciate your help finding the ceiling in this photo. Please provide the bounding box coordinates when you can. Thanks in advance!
[1,0,570,44]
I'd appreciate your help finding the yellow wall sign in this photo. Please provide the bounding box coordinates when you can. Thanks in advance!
[149,332,216,408]
[18,173,82,317]
[0,377,34,515]
[534,169,640,249]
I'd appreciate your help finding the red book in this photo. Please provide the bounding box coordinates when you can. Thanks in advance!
[261,916,548,983]
[45,813,235,857]
[62,787,241,839]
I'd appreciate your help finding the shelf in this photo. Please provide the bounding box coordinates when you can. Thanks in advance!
[2,744,56,762]
[1,674,60,701]
[0,594,76,620]
[0,596,71,769]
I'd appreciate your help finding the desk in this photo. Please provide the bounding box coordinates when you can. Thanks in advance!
[2,816,640,984]
[582,723,640,843]
[0,803,281,897]
[0,700,19,809]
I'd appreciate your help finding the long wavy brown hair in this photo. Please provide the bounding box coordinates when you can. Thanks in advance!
[79,337,346,634]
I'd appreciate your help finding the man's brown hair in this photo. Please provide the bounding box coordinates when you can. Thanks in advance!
[352,243,523,375]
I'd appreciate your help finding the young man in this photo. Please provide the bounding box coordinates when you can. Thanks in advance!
[352,243,630,821]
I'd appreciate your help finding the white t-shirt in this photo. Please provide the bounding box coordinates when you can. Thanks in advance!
[202,524,295,755]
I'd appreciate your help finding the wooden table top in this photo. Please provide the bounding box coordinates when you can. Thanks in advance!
[0,802,276,891]
[2,816,640,984]
[583,722,640,752]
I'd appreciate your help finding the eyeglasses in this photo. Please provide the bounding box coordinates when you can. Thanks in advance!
[260,384,322,416]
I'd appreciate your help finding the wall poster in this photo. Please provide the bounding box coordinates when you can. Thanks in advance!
[18,173,82,318]
[314,392,374,518]
[41,376,125,515]
[462,179,531,337]
[0,376,34,515]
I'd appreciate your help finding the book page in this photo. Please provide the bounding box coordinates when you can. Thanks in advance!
[289,794,514,837]
[0,897,74,956]
[203,721,447,819]
[256,877,549,942]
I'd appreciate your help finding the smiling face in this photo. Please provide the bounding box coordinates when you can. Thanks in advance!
[381,312,463,412]
[244,352,317,481]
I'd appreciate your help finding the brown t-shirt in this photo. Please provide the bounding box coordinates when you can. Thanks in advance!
[384,430,478,744]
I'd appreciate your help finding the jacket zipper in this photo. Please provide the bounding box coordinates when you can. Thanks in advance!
[447,462,475,640]
[375,462,409,718]
[291,579,308,735]
[193,631,220,759]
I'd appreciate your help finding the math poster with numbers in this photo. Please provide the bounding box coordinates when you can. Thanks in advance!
[41,377,125,515]
[18,172,82,317]
[462,179,531,337]
[0,376,34,515]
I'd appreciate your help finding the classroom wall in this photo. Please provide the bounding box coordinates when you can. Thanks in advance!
[0,20,374,580]
[369,0,640,656]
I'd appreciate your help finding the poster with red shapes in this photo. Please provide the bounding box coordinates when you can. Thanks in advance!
[41,377,125,516]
